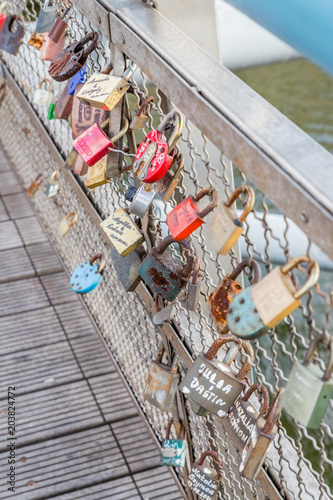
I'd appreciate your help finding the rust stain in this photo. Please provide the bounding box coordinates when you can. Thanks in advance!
[148,267,169,292]
[208,275,242,330]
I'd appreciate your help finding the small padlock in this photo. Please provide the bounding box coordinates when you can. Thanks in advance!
[125,183,156,218]
[208,259,261,332]
[167,187,219,241]
[180,256,203,311]
[227,256,320,339]
[27,174,42,198]
[35,0,57,33]
[239,389,284,481]
[0,1,8,32]
[47,93,55,120]
[130,95,154,130]
[179,334,253,417]
[33,79,53,107]
[144,342,179,412]
[68,64,86,96]
[55,80,73,120]
[45,170,60,197]
[154,153,184,202]
[28,31,44,50]
[133,111,183,183]
[222,383,269,451]
[100,207,144,257]
[58,211,78,237]
[138,235,196,302]
[0,15,24,55]
[40,30,66,62]
[282,333,333,429]
[188,450,224,500]
[73,155,88,176]
[70,254,105,294]
[64,148,78,171]
[49,31,100,82]
[110,247,142,292]
[161,419,187,467]
[48,6,71,43]
[206,185,255,255]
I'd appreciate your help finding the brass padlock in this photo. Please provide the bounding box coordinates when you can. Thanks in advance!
[58,211,78,237]
[239,388,284,481]
[143,342,179,412]
[206,185,255,255]
[188,450,224,500]
[100,208,144,257]
[154,153,184,202]
[130,95,154,130]
[45,170,60,198]
[110,247,142,292]
[27,174,43,198]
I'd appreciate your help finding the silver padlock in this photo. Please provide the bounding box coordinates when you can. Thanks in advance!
[181,256,203,311]
[45,170,60,198]
[125,183,156,218]
[110,247,142,292]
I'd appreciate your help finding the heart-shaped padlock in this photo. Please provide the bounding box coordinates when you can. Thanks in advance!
[70,254,105,294]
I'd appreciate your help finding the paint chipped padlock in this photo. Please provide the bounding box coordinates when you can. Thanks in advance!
[143,342,179,412]
[55,81,73,120]
[70,254,105,294]
[282,333,333,428]
[154,153,184,202]
[138,235,195,302]
[100,207,144,257]
[227,256,320,339]
[181,256,203,311]
[130,95,154,130]
[27,174,42,198]
[208,259,261,332]
[35,0,57,33]
[58,211,78,237]
[110,247,142,292]
[161,419,187,467]
[49,31,100,82]
[133,111,183,183]
[0,15,24,55]
[48,6,71,43]
[222,383,269,451]
[28,31,44,50]
[167,187,219,241]
[45,170,60,197]
[188,450,224,500]
[179,334,253,417]
[239,389,284,481]
[125,183,156,218]
[206,185,255,254]
[33,79,53,107]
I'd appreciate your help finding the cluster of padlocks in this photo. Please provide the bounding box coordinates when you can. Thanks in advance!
[3,2,332,498]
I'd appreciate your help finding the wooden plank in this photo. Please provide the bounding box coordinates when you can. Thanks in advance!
[133,468,184,500]
[0,247,35,283]
[0,277,49,316]
[70,335,115,378]
[2,192,34,219]
[0,171,22,195]
[26,241,62,275]
[52,476,140,499]
[0,158,10,171]
[0,220,22,250]
[40,272,78,305]
[15,216,48,246]
[55,302,98,339]
[0,197,8,221]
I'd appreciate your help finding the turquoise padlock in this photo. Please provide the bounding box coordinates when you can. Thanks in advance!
[70,254,105,294]
[161,419,187,467]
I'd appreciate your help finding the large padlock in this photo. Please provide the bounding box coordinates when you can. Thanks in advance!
[206,186,255,254]
[138,235,196,302]
[58,211,78,237]
[180,256,203,311]
[179,334,253,417]
[100,207,144,257]
[40,30,66,62]
[154,153,184,202]
[208,259,261,332]
[167,187,218,241]
[27,174,42,198]
[33,79,53,107]
[130,95,154,130]
[222,383,269,451]
[227,256,320,339]
[35,0,57,33]
[55,80,73,120]
[0,15,24,55]
[133,111,183,183]
[143,342,179,412]
[49,32,100,82]
[28,31,44,50]
[188,450,224,500]
[125,183,156,218]
[110,247,142,292]
[161,419,187,467]
[70,254,105,294]
[48,6,71,43]
[239,388,284,480]
[45,170,60,198]
[282,333,333,429]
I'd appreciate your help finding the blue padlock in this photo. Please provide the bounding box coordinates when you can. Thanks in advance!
[68,64,87,96]
[70,254,105,294]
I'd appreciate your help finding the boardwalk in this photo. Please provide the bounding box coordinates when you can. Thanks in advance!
[0,151,182,499]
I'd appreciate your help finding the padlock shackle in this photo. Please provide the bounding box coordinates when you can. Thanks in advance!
[242,383,270,416]
[262,388,284,434]
[100,60,113,75]
[236,341,254,381]
[304,333,333,381]
[49,170,60,184]
[80,31,100,60]
[34,173,43,183]
[196,450,224,478]
[225,185,255,223]
[155,341,165,364]
[136,95,154,117]
[109,118,129,144]
[173,154,185,179]
[89,253,105,274]
[192,187,219,219]
[165,418,186,440]
[39,78,53,90]
[65,210,78,228]
[0,1,9,14]
[204,334,242,361]
[281,256,320,300]
[59,6,71,20]
[155,235,196,279]
[191,256,201,286]
[156,111,183,153]
[122,62,137,82]
[229,259,261,284]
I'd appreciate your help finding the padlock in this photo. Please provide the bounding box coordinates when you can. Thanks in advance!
[0,1,8,32]
[0,15,24,55]
[206,185,255,255]
[35,0,57,33]
[45,170,60,197]
[55,80,73,120]
[58,211,78,237]
[49,31,100,82]
[100,207,144,257]
[167,187,219,241]
[48,6,71,43]
[27,174,42,198]
[73,155,88,176]
[125,183,156,218]
[227,256,320,339]
[47,94,55,120]
[153,303,176,326]
[110,247,142,292]
[68,64,86,96]
[222,383,269,451]
[70,254,105,294]
[143,342,179,412]
[179,334,253,417]
[64,148,78,171]
[239,389,284,481]
[75,62,136,110]
[154,153,184,202]
[133,111,183,183]
[188,450,224,500]
[208,259,261,332]
[33,79,53,107]
[28,31,44,50]
[161,419,187,467]
[282,333,333,429]
[130,95,154,130]
[40,31,66,62]
[180,256,203,311]
[138,235,196,302]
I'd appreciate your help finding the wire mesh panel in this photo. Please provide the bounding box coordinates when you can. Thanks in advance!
[0,1,332,499]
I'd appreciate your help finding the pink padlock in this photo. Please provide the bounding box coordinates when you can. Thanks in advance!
[40,32,66,62]
[72,122,113,167]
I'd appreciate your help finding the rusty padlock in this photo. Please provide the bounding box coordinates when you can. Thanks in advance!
[49,31,100,82]
[58,211,78,237]
[167,187,219,241]
[55,80,73,120]
[130,96,154,130]
[161,419,187,467]
[28,31,44,50]
[181,256,203,311]
[27,174,42,198]
[188,450,224,500]
[0,15,24,55]
[48,6,71,43]
[100,207,144,257]
[208,259,261,332]
[154,153,184,202]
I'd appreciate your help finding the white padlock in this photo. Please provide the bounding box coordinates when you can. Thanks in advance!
[33,78,53,107]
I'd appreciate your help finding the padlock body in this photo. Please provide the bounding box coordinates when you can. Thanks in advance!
[0,16,24,55]
[222,398,257,451]
[161,439,187,467]
[188,464,220,500]
[86,157,109,188]
[227,287,267,339]
[129,185,156,218]
[40,32,66,61]
[73,122,112,167]
[182,278,203,311]
[28,32,44,50]
[0,15,6,31]
[48,18,67,43]
[206,202,244,254]
[191,400,209,416]
[208,275,243,330]
[133,130,173,183]
[143,361,179,412]
[72,83,109,139]
[100,208,144,257]
[70,261,102,294]
[27,181,40,198]
[36,5,57,33]
[167,196,204,241]
[111,247,142,292]
[130,113,148,130]
[55,80,73,120]
[179,353,246,416]
[282,360,333,428]
[73,155,88,176]
[33,89,53,107]
[76,73,130,110]
[154,172,179,202]
[45,182,59,198]
[58,218,70,237]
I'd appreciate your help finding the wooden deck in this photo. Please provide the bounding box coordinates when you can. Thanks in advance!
[0,152,182,499]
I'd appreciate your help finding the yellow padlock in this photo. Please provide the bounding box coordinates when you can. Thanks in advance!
[58,211,78,237]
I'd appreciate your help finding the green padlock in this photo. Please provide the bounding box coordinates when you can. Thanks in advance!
[47,96,55,120]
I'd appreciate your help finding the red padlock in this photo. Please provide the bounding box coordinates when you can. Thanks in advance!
[132,111,183,183]
[0,15,6,31]
[167,187,219,241]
